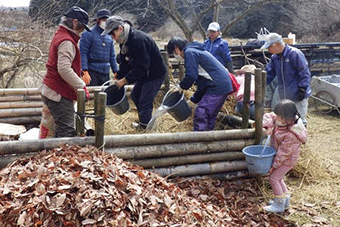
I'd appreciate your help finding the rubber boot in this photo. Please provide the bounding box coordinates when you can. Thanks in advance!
[268,193,291,210]
[263,196,286,213]
[284,192,291,209]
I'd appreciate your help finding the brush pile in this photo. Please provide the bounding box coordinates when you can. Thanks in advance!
[0,145,294,226]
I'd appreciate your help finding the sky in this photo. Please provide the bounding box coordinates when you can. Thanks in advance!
[0,0,29,7]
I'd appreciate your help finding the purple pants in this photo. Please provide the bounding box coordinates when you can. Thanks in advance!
[194,94,227,131]
[269,165,294,196]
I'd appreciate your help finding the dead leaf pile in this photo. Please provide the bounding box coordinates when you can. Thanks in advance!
[0,145,235,227]
[171,177,296,227]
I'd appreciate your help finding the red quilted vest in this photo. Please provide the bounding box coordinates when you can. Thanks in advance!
[43,26,81,101]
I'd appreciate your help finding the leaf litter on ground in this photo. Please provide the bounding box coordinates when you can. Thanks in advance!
[0,144,295,226]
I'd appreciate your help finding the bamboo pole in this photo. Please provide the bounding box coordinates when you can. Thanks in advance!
[179,64,185,81]
[207,171,249,180]
[131,151,245,168]
[0,137,95,156]
[150,160,247,177]
[161,51,170,91]
[106,139,254,160]
[0,108,42,118]
[0,129,255,155]
[0,85,165,97]
[104,129,255,148]
[0,88,40,96]
[95,92,106,150]
[0,153,36,169]
[76,89,86,136]
[254,68,263,144]
[217,113,254,128]
[242,72,252,128]
[0,95,42,102]
[0,116,41,125]
[0,101,43,109]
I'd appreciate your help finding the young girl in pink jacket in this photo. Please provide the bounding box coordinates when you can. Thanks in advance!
[263,99,307,213]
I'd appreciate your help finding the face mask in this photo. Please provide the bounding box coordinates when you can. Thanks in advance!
[99,21,106,30]
[174,53,182,60]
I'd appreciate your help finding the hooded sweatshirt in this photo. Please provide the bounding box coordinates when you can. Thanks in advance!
[180,42,233,103]
[263,112,307,169]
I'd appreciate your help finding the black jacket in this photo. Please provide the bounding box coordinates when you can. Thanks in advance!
[117,29,166,84]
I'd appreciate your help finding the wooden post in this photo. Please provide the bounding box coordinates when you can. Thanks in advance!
[261,70,267,104]
[179,64,185,81]
[95,92,106,150]
[161,51,170,91]
[242,72,252,128]
[76,89,85,136]
[254,68,263,144]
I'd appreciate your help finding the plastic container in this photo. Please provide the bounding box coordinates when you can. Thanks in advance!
[288,32,296,44]
[242,145,276,175]
[162,88,192,122]
[102,81,129,115]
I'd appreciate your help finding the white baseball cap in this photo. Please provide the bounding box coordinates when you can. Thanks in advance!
[260,33,283,50]
[207,22,220,31]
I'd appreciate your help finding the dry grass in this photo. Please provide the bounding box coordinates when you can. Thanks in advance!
[258,109,340,226]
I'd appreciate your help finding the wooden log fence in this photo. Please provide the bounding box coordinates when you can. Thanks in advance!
[0,67,266,179]
[0,129,256,177]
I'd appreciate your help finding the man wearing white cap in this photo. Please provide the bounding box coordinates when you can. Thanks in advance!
[261,32,311,126]
[203,22,234,73]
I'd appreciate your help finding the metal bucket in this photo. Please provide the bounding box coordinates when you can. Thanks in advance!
[242,145,276,175]
[162,87,192,122]
[102,81,129,115]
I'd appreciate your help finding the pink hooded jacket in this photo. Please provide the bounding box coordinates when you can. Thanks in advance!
[263,112,307,169]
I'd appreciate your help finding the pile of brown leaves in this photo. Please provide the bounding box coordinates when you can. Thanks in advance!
[0,145,295,226]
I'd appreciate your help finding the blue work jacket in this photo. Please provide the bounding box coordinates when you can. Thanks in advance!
[266,45,312,101]
[203,36,232,66]
[80,24,118,75]
[180,42,233,103]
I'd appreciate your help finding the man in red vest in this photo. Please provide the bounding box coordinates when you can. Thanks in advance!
[39,6,91,138]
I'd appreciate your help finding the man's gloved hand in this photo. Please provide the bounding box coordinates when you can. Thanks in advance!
[82,71,91,85]
[175,85,183,93]
[297,87,306,101]
[83,86,90,101]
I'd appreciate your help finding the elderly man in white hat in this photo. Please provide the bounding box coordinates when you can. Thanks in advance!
[261,32,311,126]
[203,22,234,73]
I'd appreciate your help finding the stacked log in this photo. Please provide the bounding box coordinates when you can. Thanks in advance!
[0,129,255,178]
[0,85,164,125]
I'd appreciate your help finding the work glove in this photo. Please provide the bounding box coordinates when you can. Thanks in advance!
[83,86,90,102]
[175,85,183,93]
[82,71,91,85]
[296,87,306,102]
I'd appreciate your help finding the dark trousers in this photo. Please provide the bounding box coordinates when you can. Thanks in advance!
[194,94,227,131]
[89,69,110,86]
[42,96,76,138]
[131,77,164,126]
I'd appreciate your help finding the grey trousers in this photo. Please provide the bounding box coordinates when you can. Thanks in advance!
[42,96,76,138]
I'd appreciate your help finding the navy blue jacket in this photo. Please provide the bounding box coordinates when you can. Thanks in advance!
[80,24,118,74]
[180,42,233,103]
[116,29,166,84]
[203,37,232,67]
[266,45,311,101]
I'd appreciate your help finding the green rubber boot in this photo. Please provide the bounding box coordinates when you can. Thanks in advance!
[264,196,286,213]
